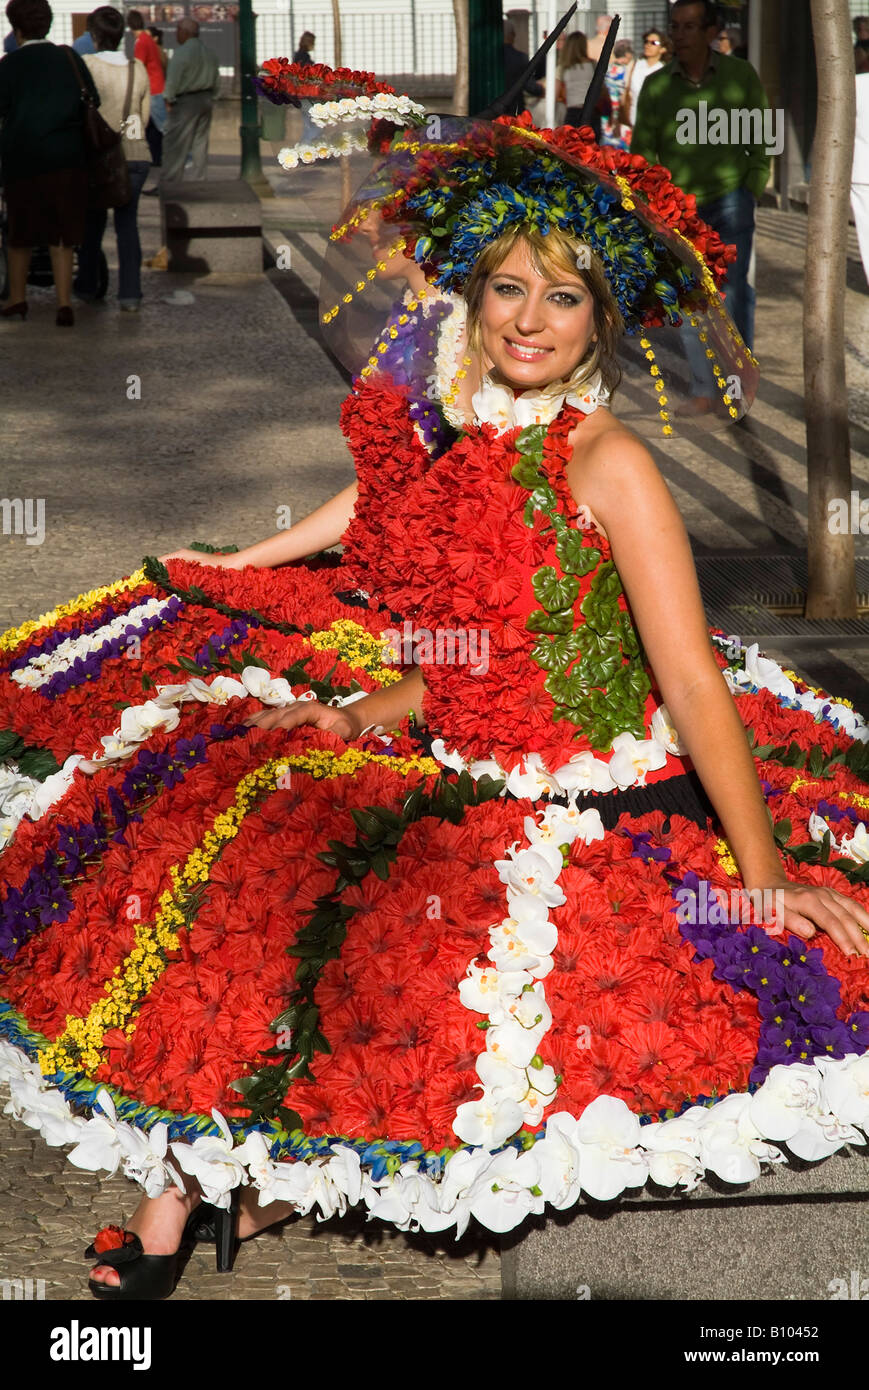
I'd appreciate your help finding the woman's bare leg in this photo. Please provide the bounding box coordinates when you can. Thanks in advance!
[6,246,31,303]
[48,245,74,309]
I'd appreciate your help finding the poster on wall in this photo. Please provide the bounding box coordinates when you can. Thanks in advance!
[126,3,239,70]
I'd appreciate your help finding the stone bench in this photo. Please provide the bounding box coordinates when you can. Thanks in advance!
[501,1150,869,1300]
[160,180,263,275]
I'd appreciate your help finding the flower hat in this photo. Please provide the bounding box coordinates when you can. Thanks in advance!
[260,62,759,439]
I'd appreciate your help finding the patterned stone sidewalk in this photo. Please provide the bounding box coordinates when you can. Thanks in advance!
[0,1116,500,1301]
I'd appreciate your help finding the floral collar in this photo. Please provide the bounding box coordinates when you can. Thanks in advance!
[470,368,611,435]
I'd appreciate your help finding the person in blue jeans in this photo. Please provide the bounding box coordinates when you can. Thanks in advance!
[74,5,152,311]
[631,0,770,414]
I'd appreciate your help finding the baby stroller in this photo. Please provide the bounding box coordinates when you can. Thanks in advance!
[0,163,108,301]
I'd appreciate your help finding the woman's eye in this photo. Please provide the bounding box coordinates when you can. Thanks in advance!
[551,293,580,307]
[493,283,521,296]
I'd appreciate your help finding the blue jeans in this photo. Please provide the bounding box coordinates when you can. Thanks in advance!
[685,184,757,397]
[75,161,151,305]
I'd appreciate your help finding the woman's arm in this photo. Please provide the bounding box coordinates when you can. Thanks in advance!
[159,482,358,568]
[570,428,869,957]
[242,667,426,739]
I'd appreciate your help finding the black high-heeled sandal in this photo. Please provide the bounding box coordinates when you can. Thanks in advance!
[86,1188,241,1300]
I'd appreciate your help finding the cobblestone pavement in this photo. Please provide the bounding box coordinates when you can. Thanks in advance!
[2,119,869,1302]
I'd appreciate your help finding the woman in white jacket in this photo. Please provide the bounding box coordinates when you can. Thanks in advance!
[75,5,151,312]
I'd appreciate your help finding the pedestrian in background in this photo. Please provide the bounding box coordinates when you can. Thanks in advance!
[72,15,94,52]
[585,12,611,64]
[560,31,597,138]
[852,70,869,288]
[75,4,150,312]
[631,0,771,413]
[127,8,165,169]
[293,28,317,144]
[620,29,667,139]
[159,16,219,183]
[855,16,869,75]
[600,39,633,148]
[0,0,99,326]
[502,18,544,117]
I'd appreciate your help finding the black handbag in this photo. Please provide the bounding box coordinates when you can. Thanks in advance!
[64,47,134,209]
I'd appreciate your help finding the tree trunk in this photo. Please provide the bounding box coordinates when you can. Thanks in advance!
[453,0,469,116]
[804,0,857,617]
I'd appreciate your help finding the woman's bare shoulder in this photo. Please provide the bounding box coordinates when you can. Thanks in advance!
[565,412,661,543]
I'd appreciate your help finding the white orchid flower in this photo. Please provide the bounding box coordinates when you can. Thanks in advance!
[28,756,84,816]
[553,752,616,795]
[169,1109,247,1208]
[475,1051,530,1103]
[749,1063,825,1142]
[575,1095,649,1201]
[452,1093,525,1149]
[67,1091,124,1175]
[240,666,297,706]
[467,757,506,785]
[0,770,36,817]
[495,841,566,907]
[152,682,192,706]
[458,962,531,1019]
[466,1148,545,1233]
[505,753,564,799]
[429,738,467,773]
[808,811,836,847]
[607,732,668,789]
[817,1053,869,1130]
[651,703,687,755]
[118,1121,182,1199]
[486,1006,551,1070]
[837,822,869,863]
[488,895,557,972]
[4,1075,87,1147]
[531,1112,583,1209]
[185,676,247,704]
[732,644,797,699]
[689,1093,784,1183]
[118,700,181,743]
[639,1114,705,1191]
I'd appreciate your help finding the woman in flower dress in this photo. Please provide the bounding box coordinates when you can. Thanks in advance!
[2,98,869,1301]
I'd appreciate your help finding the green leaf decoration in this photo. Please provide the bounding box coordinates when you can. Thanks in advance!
[16,748,61,780]
[526,607,575,636]
[532,566,581,613]
[555,532,600,577]
[190,541,240,554]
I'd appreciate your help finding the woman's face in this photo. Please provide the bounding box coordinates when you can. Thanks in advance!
[479,240,597,392]
[644,33,663,57]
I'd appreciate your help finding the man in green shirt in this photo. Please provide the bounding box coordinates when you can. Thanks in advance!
[631,0,772,413]
[159,16,220,184]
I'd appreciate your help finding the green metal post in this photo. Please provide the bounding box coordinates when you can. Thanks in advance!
[238,0,271,195]
[468,0,504,113]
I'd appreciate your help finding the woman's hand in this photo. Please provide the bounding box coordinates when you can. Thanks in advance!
[758,880,869,958]
[157,548,243,569]
[242,700,364,741]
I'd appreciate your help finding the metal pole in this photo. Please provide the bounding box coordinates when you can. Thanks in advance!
[238,0,271,194]
[411,0,418,74]
[544,0,557,127]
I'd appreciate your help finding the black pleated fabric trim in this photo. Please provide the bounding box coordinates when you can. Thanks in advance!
[545,769,718,832]
[402,720,718,833]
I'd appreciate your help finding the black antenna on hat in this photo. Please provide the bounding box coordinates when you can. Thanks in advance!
[578,13,621,131]
[474,2,579,120]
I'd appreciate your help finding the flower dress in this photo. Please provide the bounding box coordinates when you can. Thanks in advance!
[2,365,869,1235]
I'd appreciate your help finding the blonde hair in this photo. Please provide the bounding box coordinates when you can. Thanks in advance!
[462,224,624,397]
